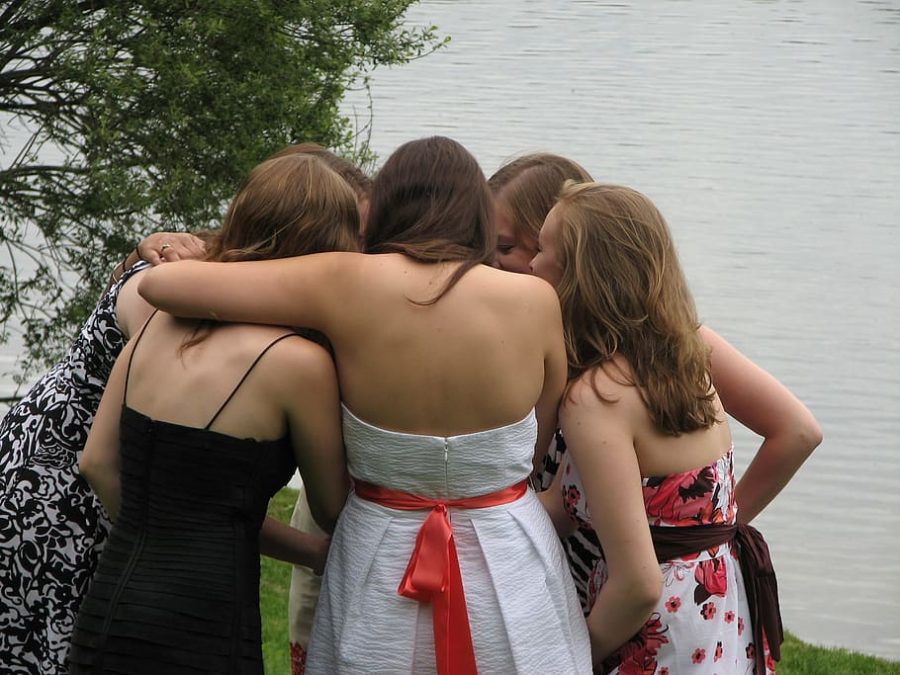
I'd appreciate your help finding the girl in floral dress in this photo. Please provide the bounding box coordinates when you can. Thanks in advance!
[532,182,820,673]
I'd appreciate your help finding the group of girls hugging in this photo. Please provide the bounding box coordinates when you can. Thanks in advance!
[0,136,821,675]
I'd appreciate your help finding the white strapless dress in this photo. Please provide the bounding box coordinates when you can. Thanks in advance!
[306,405,591,674]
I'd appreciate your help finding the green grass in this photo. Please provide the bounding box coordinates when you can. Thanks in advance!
[262,488,900,675]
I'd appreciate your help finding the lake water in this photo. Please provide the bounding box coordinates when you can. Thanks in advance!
[342,0,900,661]
[2,0,899,662]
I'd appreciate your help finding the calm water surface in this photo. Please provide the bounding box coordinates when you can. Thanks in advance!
[337,0,900,660]
[2,0,898,662]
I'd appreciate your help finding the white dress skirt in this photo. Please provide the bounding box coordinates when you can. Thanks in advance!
[306,405,591,674]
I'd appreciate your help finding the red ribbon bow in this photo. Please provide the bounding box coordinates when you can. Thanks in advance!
[353,480,529,675]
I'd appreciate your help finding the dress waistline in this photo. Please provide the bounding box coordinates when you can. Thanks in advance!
[649,522,783,675]
[353,479,529,675]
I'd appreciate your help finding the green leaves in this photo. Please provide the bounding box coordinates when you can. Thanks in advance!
[0,0,443,375]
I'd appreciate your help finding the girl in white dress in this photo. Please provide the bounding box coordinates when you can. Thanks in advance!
[139,136,592,674]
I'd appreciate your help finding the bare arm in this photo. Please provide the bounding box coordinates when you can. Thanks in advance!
[279,341,349,533]
[79,342,132,519]
[701,326,822,523]
[104,231,207,293]
[536,466,577,539]
[137,231,207,266]
[259,517,330,573]
[138,254,354,332]
[533,281,567,475]
[115,271,156,339]
[561,375,662,666]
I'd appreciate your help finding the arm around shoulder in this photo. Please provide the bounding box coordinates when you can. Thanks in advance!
[138,253,355,331]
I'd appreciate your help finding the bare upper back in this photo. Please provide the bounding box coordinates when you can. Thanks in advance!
[326,255,561,435]
[123,314,328,442]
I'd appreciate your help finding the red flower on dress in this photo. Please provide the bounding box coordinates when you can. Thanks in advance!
[714,641,723,662]
[658,669,669,675]
[724,610,735,624]
[290,642,308,675]
[608,614,669,675]
[700,602,717,621]
[643,466,715,525]
[693,557,728,604]
[564,485,581,511]
[665,596,681,613]
[746,643,756,660]
[692,648,706,664]
[738,616,746,636]
[766,653,776,671]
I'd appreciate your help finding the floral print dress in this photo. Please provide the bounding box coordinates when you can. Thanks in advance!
[562,450,775,674]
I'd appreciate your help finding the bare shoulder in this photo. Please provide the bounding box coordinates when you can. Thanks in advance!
[562,357,643,419]
[475,266,560,313]
[262,331,336,381]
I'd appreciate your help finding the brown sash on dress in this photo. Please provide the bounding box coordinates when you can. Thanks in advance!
[649,523,783,675]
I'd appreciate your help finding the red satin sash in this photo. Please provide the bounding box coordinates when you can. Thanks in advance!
[353,479,529,675]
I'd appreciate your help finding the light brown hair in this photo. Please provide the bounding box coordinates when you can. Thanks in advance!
[269,142,372,198]
[553,181,718,435]
[205,153,359,263]
[183,154,359,351]
[365,136,494,303]
[489,153,593,245]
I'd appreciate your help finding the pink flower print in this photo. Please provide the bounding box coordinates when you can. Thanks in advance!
[665,596,681,613]
[659,669,669,675]
[564,485,581,511]
[714,641,723,662]
[290,642,308,675]
[693,557,728,604]
[766,653,776,671]
[724,610,735,624]
[746,643,756,660]
[613,614,669,675]
[701,602,717,621]
[738,616,746,635]
[692,648,706,664]
[643,466,715,525]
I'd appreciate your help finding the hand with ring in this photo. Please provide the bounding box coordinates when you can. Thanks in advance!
[137,231,207,266]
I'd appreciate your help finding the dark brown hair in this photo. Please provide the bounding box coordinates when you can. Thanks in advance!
[269,142,372,198]
[365,136,495,303]
[553,181,718,435]
[488,152,593,249]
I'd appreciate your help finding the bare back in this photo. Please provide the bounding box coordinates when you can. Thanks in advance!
[123,315,302,440]
[322,256,560,436]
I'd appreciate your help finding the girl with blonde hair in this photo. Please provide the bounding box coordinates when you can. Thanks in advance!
[533,182,819,674]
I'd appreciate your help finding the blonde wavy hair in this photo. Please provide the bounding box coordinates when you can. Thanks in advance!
[553,181,718,435]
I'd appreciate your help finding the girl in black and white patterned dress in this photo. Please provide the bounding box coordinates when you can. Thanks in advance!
[0,235,203,674]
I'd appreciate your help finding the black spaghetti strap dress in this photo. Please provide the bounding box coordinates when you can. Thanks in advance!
[68,323,298,674]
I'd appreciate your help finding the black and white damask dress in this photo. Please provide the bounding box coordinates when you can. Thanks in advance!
[0,263,147,675]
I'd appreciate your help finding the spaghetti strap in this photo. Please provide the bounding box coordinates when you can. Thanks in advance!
[204,332,300,430]
[123,310,160,407]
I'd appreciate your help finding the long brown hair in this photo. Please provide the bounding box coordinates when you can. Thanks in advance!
[553,182,718,435]
[364,136,494,303]
[489,153,593,245]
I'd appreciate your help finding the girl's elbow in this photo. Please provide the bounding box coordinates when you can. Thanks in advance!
[803,419,824,454]
[629,566,664,614]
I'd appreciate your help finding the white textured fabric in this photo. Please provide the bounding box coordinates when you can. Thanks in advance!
[306,405,591,674]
